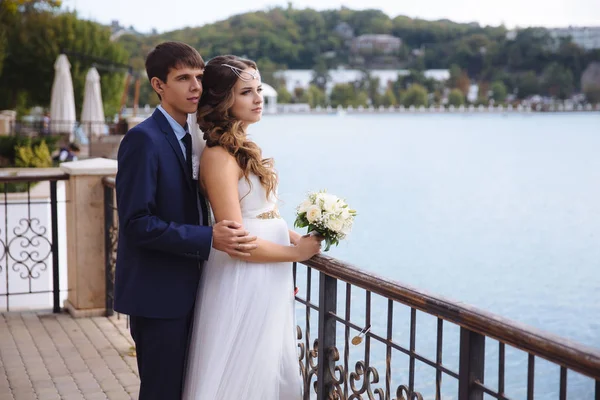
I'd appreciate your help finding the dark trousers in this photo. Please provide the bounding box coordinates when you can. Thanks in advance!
[130,312,194,400]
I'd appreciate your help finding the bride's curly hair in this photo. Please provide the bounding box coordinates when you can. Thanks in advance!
[196,55,277,199]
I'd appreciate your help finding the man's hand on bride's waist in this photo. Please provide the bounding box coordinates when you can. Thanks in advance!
[212,220,258,257]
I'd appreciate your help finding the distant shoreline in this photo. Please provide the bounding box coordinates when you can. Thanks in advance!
[269,104,600,115]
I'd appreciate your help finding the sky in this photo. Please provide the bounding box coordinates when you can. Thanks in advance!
[61,0,600,34]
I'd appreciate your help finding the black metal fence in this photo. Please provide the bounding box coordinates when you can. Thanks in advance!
[101,178,600,399]
[293,258,600,399]
[7,119,126,138]
[103,177,118,317]
[0,172,69,312]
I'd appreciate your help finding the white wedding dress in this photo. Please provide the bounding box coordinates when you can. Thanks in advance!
[182,173,303,400]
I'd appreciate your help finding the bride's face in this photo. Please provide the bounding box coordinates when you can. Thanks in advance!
[229,68,263,127]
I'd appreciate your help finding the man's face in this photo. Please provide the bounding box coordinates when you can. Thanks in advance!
[152,65,204,123]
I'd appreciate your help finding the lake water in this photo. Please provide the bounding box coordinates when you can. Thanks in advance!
[252,112,600,399]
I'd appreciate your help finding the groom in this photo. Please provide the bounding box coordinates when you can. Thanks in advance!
[114,42,258,400]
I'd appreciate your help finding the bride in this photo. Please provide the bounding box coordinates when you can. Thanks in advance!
[182,55,322,399]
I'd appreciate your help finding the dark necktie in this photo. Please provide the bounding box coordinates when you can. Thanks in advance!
[183,131,209,225]
[182,132,193,177]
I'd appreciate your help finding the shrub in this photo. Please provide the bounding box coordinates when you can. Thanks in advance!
[15,140,53,168]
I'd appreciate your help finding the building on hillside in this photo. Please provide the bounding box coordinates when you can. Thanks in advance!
[110,20,146,41]
[506,26,600,50]
[351,34,402,55]
[274,69,450,95]
[548,26,600,50]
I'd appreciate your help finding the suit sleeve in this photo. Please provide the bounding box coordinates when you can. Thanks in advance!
[115,128,212,260]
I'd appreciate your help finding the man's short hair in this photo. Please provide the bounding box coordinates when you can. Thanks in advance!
[145,41,205,84]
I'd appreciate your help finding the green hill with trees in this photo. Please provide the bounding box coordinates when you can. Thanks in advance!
[1,1,599,114]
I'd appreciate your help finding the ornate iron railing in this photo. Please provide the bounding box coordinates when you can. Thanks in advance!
[293,258,600,399]
[103,177,118,317]
[101,178,600,398]
[0,172,69,312]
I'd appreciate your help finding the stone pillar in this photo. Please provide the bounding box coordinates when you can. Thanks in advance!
[60,158,118,317]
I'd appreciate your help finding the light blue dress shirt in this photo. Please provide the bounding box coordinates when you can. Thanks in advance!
[157,105,189,160]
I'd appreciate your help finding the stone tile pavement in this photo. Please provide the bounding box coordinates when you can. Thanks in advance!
[0,312,139,400]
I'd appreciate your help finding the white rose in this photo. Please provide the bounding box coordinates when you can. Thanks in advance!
[306,205,322,223]
[321,194,339,213]
[315,192,326,205]
[326,216,344,232]
[298,199,312,213]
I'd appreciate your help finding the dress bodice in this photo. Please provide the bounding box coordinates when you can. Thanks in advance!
[238,173,278,219]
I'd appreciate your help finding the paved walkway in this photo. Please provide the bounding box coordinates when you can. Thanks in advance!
[0,312,139,400]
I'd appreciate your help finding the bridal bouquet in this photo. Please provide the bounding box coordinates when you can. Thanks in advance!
[294,191,357,251]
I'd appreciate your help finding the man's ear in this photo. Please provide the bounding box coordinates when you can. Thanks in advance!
[150,77,164,95]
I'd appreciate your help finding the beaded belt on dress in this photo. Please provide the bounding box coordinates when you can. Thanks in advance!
[256,209,281,219]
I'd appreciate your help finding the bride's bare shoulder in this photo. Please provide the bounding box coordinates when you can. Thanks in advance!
[200,146,242,183]
[200,145,235,166]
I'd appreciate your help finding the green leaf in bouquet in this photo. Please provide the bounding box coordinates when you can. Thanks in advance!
[324,237,334,252]
[294,215,309,229]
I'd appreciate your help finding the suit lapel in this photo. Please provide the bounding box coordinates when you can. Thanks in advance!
[152,109,194,191]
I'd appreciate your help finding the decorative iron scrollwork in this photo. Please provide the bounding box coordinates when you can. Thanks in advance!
[6,218,52,281]
[295,330,425,400]
[297,325,306,378]
[394,385,424,400]
[327,346,345,400]
[348,360,384,400]
[308,337,319,395]
[108,224,119,276]
[297,325,319,398]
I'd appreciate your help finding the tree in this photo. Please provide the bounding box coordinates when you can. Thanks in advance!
[329,83,368,107]
[491,81,507,103]
[112,7,600,96]
[1,0,61,12]
[306,84,326,108]
[401,84,428,107]
[456,72,471,97]
[381,87,397,107]
[541,62,574,99]
[0,1,61,74]
[489,70,516,93]
[310,57,330,91]
[256,57,285,88]
[557,40,585,88]
[450,34,492,78]
[477,81,490,104]
[516,71,539,99]
[0,10,128,117]
[447,64,462,88]
[395,69,432,91]
[355,69,383,106]
[504,28,553,72]
[581,62,600,103]
[447,88,464,106]
[293,87,308,103]
[445,65,471,97]
[277,85,293,104]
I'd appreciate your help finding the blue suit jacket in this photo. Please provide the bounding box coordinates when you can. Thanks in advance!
[114,109,212,319]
